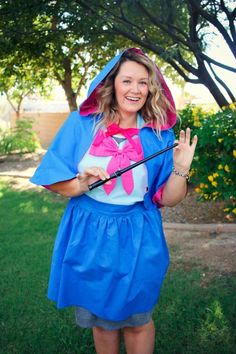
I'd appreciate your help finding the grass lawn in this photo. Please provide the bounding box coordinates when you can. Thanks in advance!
[0,179,235,354]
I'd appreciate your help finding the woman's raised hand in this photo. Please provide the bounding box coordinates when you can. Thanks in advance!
[173,128,198,173]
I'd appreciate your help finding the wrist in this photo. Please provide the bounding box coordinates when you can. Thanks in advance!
[173,162,190,173]
[76,175,89,194]
[172,166,190,181]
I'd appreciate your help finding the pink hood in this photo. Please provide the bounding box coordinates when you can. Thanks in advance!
[79,48,176,130]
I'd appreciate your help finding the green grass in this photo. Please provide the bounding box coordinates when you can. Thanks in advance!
[0,180,235,354]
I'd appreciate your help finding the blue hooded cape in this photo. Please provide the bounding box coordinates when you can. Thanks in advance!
[30,48,176,321]
[31,48,176,209]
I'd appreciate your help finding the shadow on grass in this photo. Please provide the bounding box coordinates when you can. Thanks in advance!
[0,180,235,354]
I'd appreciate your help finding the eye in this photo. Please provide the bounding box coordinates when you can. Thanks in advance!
[123,79,131,84]
[140,81,148,86]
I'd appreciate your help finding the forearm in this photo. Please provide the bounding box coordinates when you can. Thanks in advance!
[48,178,87,197]
[47,166,109,197]
[160,172,188,207]
[160,128,197,207]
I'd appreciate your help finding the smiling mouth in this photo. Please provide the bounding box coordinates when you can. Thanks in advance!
[125,96,140,102]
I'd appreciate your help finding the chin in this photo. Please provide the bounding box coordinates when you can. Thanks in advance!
[122,105,143,114]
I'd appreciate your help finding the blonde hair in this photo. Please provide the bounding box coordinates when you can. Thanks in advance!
[94,49,174,133]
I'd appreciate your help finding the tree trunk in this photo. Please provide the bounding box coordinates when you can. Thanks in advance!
[197,61,230,108]
[58,57,78,112]
[15,111,20,120]
[66,91,78,112]
[16,96,24,120]
[54,70,78,111]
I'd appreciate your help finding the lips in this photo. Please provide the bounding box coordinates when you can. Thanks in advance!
[125,96,140,102]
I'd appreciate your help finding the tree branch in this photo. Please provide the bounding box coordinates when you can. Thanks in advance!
[53,71,64,86]
[187,0,236,58]
[219,0,236,43]
[175,50,198,76]
[112,24,164,55]
[76,63,90,97]
[167,61,201,83]
[201,53,236,73]
[113,25,200,83]
[22,89,31,99]
[112,1,200,77]
[220,0,231,19]
[17,95,25,114]
[208,62,235,102]
[5,91,17,112]
[136,1,191,49]
[116,3,147,36]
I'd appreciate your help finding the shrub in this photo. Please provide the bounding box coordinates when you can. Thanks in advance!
[176,104,236,220]
[0,118,40,155]
[174,104,207,133]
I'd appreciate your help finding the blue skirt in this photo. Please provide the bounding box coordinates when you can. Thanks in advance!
[47,194,169,321]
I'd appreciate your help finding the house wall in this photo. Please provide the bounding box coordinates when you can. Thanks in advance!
[11,112,69,148]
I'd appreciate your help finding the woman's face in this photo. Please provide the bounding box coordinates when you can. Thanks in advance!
[114,60,149,118]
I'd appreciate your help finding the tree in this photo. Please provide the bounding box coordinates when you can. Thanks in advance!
[76,0,236,108]
[0,0,131,111]
[0,59,52,119]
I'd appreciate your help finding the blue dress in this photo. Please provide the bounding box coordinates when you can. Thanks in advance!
[30,48,176,323]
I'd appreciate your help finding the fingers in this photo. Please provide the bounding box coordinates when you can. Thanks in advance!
[178,128,197,147]
[191,134,198,150]
[179,129,185,144]
[84,167,110,181]
[185,127,191,144]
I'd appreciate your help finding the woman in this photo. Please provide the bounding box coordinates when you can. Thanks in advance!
[31,48,197,354]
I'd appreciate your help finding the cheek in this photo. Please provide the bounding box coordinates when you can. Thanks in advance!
[115,83,126,99]
[142,87,149,99]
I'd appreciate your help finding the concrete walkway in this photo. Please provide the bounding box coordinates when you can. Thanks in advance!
[163,222,236,233]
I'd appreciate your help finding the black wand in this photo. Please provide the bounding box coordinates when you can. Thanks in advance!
[88,143,178,191]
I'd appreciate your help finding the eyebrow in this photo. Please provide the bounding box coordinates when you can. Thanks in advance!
[120,75,149,80]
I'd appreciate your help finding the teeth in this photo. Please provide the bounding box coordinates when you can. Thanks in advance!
[126,97,140,101]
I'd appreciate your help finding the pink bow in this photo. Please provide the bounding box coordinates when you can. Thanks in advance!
[93,123,140,148]
[89,128,143,195]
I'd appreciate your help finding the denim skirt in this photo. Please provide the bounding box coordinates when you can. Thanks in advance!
[75,306,153,330]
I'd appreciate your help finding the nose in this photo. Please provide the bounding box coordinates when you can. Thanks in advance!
[130,81,140,93]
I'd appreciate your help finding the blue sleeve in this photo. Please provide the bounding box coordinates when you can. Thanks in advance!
[153,130,175,205]
[30,112,80,186]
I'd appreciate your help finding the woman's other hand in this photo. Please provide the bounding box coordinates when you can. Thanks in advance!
[173,128,198,173]
[160,128,197,207]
